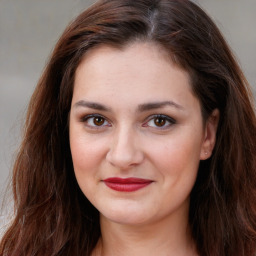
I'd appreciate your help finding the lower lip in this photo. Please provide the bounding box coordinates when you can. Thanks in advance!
[103,179,152,192]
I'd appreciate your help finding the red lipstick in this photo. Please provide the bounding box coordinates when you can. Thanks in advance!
[103,177,153,192]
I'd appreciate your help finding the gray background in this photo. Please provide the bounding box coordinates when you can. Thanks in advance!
[0,0,256,228]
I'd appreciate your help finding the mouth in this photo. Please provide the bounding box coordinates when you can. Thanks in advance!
[103,177,153,192]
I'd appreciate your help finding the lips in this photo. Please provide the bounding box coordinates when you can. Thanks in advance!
[103,177,153,192]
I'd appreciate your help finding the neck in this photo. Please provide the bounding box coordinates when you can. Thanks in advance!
[92,207,198,256]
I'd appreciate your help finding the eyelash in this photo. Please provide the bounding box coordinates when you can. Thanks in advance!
[81,114,111,129]
[142,114,176,129]
[80,114,176,130]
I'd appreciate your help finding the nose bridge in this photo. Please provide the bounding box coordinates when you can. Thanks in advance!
[106,123,143,168]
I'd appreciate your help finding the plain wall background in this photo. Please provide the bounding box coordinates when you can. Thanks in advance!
[1,0,256,231]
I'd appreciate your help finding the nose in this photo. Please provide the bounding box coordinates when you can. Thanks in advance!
[106,127,144,169]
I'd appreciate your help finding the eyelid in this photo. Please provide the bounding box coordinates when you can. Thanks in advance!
[142,114,176,129]
[79,113,176,130]
[81,113,111,128]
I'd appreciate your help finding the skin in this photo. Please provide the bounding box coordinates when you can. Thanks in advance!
[69,42,219,256]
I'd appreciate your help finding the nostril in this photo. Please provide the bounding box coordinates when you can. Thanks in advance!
[106,143,144,169]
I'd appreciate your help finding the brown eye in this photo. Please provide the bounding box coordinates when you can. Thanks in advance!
[82,115,110,128]
[154,117,166,127]
[93,116,105,126]
[142,114,176,129]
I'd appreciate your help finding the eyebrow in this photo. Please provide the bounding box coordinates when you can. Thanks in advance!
[73,100,111,111]
[73,100,184,112]
[138,101,184,112]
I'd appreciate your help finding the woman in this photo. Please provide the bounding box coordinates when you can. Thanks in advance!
[1,0,256,255]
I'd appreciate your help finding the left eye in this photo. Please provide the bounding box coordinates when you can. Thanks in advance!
[82,115,110,128]
[143,115,176,128]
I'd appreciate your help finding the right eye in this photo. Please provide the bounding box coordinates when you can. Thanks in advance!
[142,114,176,130]
[82,114,111,128]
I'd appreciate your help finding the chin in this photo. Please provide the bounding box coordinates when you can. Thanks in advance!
[102,213,151,226]
[99,203,154,226]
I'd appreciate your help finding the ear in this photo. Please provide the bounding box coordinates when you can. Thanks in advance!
[200,109,219,160]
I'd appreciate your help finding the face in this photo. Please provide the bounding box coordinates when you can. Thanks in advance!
[69,42,216,226]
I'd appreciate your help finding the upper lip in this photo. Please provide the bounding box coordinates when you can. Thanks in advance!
[103,177,153,184]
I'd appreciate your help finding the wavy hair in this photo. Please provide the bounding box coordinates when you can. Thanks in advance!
[1,0,256,255]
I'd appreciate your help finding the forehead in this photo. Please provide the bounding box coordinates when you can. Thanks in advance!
[72,42,196,111]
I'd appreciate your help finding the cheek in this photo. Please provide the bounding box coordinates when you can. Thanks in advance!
[145,130,203,198]
[69,135,105,204]
[70,138,90,171]
[69,128,107,182]
[150,135,202,172]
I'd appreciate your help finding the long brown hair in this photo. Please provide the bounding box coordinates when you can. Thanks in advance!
[1,0,256,255]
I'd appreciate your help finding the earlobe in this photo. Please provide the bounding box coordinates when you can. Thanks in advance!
[200,109,220,160]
